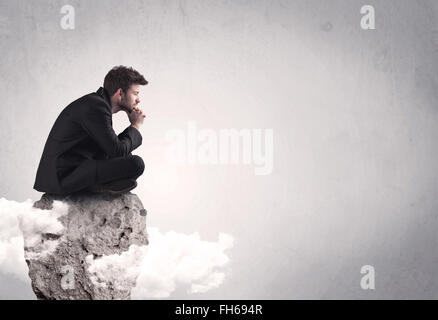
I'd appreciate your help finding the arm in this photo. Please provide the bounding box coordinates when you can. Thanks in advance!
[81,103,142,158]
[117,126,142,151]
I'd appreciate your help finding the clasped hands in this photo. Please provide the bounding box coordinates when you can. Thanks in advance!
[127,106,146,130]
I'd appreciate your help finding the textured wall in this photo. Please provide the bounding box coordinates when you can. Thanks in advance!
[1,0,438,299]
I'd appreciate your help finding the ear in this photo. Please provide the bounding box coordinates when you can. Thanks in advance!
[113,88,123,97]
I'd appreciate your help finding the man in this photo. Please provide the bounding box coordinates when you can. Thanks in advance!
[34,66,148,195]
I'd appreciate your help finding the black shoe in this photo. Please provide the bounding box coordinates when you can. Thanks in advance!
[87,179,137,194]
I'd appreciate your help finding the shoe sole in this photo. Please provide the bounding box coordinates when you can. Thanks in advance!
[106,181,138,195]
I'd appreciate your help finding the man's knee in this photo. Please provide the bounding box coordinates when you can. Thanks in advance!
[131,155,145,176]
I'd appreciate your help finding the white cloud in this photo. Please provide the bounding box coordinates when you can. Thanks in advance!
[86,227,234,299]
[86,244,147,291]
[0,198,67,283]
[131,228,234,298]
[0,198,234,299]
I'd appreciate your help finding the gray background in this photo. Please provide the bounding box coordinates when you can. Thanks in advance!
[1,0,438,299]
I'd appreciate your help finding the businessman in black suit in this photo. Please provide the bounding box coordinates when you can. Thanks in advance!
[34,66,148,195]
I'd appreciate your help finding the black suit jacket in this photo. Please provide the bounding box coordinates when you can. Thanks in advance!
[34,87,142,194]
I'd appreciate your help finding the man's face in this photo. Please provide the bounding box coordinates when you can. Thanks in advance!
[120,84,141,112]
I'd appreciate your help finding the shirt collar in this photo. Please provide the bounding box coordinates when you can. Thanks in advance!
[96,87,111,108]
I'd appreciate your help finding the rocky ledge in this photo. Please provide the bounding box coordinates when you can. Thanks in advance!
[24,192,148,300]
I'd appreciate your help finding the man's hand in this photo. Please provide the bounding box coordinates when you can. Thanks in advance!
[128,106,146,130]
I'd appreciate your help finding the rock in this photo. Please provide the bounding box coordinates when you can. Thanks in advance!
[24,191,148,300]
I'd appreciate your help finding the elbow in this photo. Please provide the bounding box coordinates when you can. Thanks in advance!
[106,144,131,158]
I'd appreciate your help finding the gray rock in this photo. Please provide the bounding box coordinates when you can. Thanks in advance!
[25,192,148,300]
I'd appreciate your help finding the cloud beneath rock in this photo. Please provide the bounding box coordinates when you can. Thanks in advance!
[0,198,68,283]
[0,198,234,298]
[86,227,234,298]
[131,227,234,298]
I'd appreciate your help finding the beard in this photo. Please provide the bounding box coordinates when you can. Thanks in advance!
[120,105,132,113]
[119,99,134,113]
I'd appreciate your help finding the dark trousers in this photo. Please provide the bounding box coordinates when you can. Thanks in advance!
[95,155,145,185]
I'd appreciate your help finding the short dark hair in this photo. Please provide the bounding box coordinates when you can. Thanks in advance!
[103,66,148,96]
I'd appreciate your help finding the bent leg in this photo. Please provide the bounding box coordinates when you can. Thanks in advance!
[95,155,145,185]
